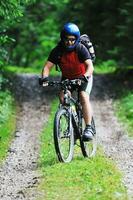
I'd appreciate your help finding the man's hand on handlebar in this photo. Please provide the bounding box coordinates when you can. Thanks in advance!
[38,75,90,88]
[38,76,49,86]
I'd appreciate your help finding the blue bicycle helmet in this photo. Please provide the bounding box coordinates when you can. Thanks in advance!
[60,22,80,51]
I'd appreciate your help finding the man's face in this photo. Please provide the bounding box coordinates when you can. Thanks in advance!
[64,35,76,47]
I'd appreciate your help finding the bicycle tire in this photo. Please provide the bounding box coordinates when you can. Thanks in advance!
[54,107,74,163]
[80,117,97,157]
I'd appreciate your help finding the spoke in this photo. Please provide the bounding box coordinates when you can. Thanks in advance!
[58,113,71,160]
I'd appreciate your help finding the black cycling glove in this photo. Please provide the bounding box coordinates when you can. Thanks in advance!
[38,76,49,85]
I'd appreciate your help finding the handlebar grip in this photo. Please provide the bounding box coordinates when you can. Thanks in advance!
[38,77,43,85]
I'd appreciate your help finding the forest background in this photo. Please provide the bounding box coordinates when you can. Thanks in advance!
[0,0,133,70]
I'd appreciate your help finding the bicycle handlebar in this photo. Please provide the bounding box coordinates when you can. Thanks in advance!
[49,79,81,86]
[42,78,87,88]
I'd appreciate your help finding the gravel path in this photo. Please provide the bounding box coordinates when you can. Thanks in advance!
[0,74,56,200]
[0,74,132,200]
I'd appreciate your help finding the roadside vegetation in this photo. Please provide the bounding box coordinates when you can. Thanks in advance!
[38,99,127,200]
[115,93,133,137]
[0,75,16,163]
[94,60,117,74]
[113,67,133,137]
[3,65,60,77]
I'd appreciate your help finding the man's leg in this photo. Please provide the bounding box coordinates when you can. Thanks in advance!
[59,90,71,104]
[59,90,64,104]
[79,75,94,141]
[79,91,92,125]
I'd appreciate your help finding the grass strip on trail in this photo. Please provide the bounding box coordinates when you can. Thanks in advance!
[38,99,127,200]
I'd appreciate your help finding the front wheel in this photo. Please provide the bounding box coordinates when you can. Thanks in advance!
[54,107,74,163]
[80,117,97,157]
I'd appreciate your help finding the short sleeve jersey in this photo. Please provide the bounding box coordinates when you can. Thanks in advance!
[48,43,91,64]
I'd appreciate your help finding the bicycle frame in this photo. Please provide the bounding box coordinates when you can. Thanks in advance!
[61,88,83,140]
[48,79,84,138]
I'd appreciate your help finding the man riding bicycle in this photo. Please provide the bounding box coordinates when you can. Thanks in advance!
[40,22,94,141]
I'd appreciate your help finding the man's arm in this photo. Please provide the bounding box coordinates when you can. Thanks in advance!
[77,44,94,77]
[41,61,54,78]
[84,59,94,77]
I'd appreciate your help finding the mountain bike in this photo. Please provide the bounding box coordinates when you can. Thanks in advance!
[43,78,97,163]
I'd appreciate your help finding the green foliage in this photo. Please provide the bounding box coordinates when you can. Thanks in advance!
[3,65,61,76]
[0,90,16,162]
[115,93,133,137]
[38,99,127,200]
[0,0,35,66]
[116,1,133,59]
[0,74,4,89]
[0,71,16,162]
[0,91,12,125]
[0,0,72,68]
[95,60,117,74]
[0,73,8,92]
[1,0,133,68]
[121,94,133,120]
[5,0,69,68]
[3,65,41,74]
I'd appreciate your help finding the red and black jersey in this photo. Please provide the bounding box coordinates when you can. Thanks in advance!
[48,43,91,79]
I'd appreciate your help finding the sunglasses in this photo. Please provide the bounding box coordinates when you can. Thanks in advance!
[64,37,76,42]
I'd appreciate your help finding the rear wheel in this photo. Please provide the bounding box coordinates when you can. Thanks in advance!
[80,117,97,157]
[54,108,74,162]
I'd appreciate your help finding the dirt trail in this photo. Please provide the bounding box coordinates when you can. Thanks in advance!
[0,74,56,200]
[92,75,133,199]
[0,74,132,200]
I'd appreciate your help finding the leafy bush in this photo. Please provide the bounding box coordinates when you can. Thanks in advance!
[116,92,133,136]
[0,89,16,162]
[95,59,117,74]
[0,73,7,89]
[0,0,35,66]
[0,91,13,126]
